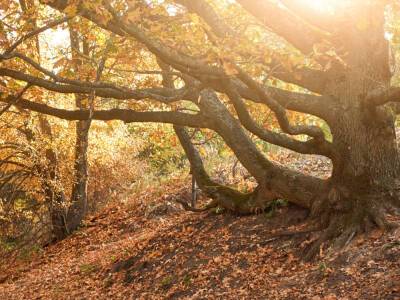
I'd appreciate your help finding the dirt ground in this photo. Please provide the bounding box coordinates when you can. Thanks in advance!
[1,181,399,299]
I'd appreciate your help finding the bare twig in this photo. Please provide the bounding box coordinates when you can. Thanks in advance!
[2,16,72,55]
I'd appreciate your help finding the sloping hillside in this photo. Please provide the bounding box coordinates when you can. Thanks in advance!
[0,184,399,300]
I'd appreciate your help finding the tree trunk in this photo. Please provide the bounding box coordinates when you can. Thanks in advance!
[304,107,400,259]
[35,114,69,241]
[66,98,90,233]
[314,109,399,222]
[303,2,400,258]
[44,148,68,241]
[65,26,90,234]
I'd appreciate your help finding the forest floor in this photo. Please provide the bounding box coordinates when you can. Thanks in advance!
[0,155,400,299]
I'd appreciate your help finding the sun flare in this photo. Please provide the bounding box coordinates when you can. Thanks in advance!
[300,0,349,13]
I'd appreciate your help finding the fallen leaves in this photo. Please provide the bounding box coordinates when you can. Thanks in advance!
[0,181,399,299]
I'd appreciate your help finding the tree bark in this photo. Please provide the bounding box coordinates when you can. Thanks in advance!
[304,110,400,259]
[188,89,327,212]
[302,2,400,258]
[66,97,90,233]
[65,25,90,234]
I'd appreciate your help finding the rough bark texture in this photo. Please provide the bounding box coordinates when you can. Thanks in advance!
[300,2,400,258]
[330,3,397,210]
[177,89,327,214]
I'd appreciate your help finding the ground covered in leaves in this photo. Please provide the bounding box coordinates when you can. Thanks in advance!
[1,178,399,300]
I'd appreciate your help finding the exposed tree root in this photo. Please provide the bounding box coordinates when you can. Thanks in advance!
[303,198,400,261]
[173,124,400,261]
[175,189,273,215]
[176,186,400,262]
[176,197,218,212]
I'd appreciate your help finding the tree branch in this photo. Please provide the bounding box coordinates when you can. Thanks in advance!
[233,67,327,140]
[209,78,333,120]
[0,67,197,103]
[174,0,234,38]
[175,0,328,94]
[222,81,334,157]
[4,50,332,120]
[174,125,256,214]
[236,0,326,55]
[267,59,328,94]
[0,95,209,128]
[0,84,31,117]
[2,16,72,55]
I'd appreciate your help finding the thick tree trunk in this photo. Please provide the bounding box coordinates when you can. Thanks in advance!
[313,110,399,222]
[302,2,400,258]
[304,109,400,259]
[330,109,399,201]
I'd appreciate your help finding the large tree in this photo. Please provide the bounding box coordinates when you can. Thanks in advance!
[1,0,400,258]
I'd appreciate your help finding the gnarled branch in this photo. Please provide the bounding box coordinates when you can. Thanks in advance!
[233,67,327,140]
[0,67,196,103]
[195,89,327,209]
[174,125,259,214]
[222,80,334,157]
[0,95,209,128]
